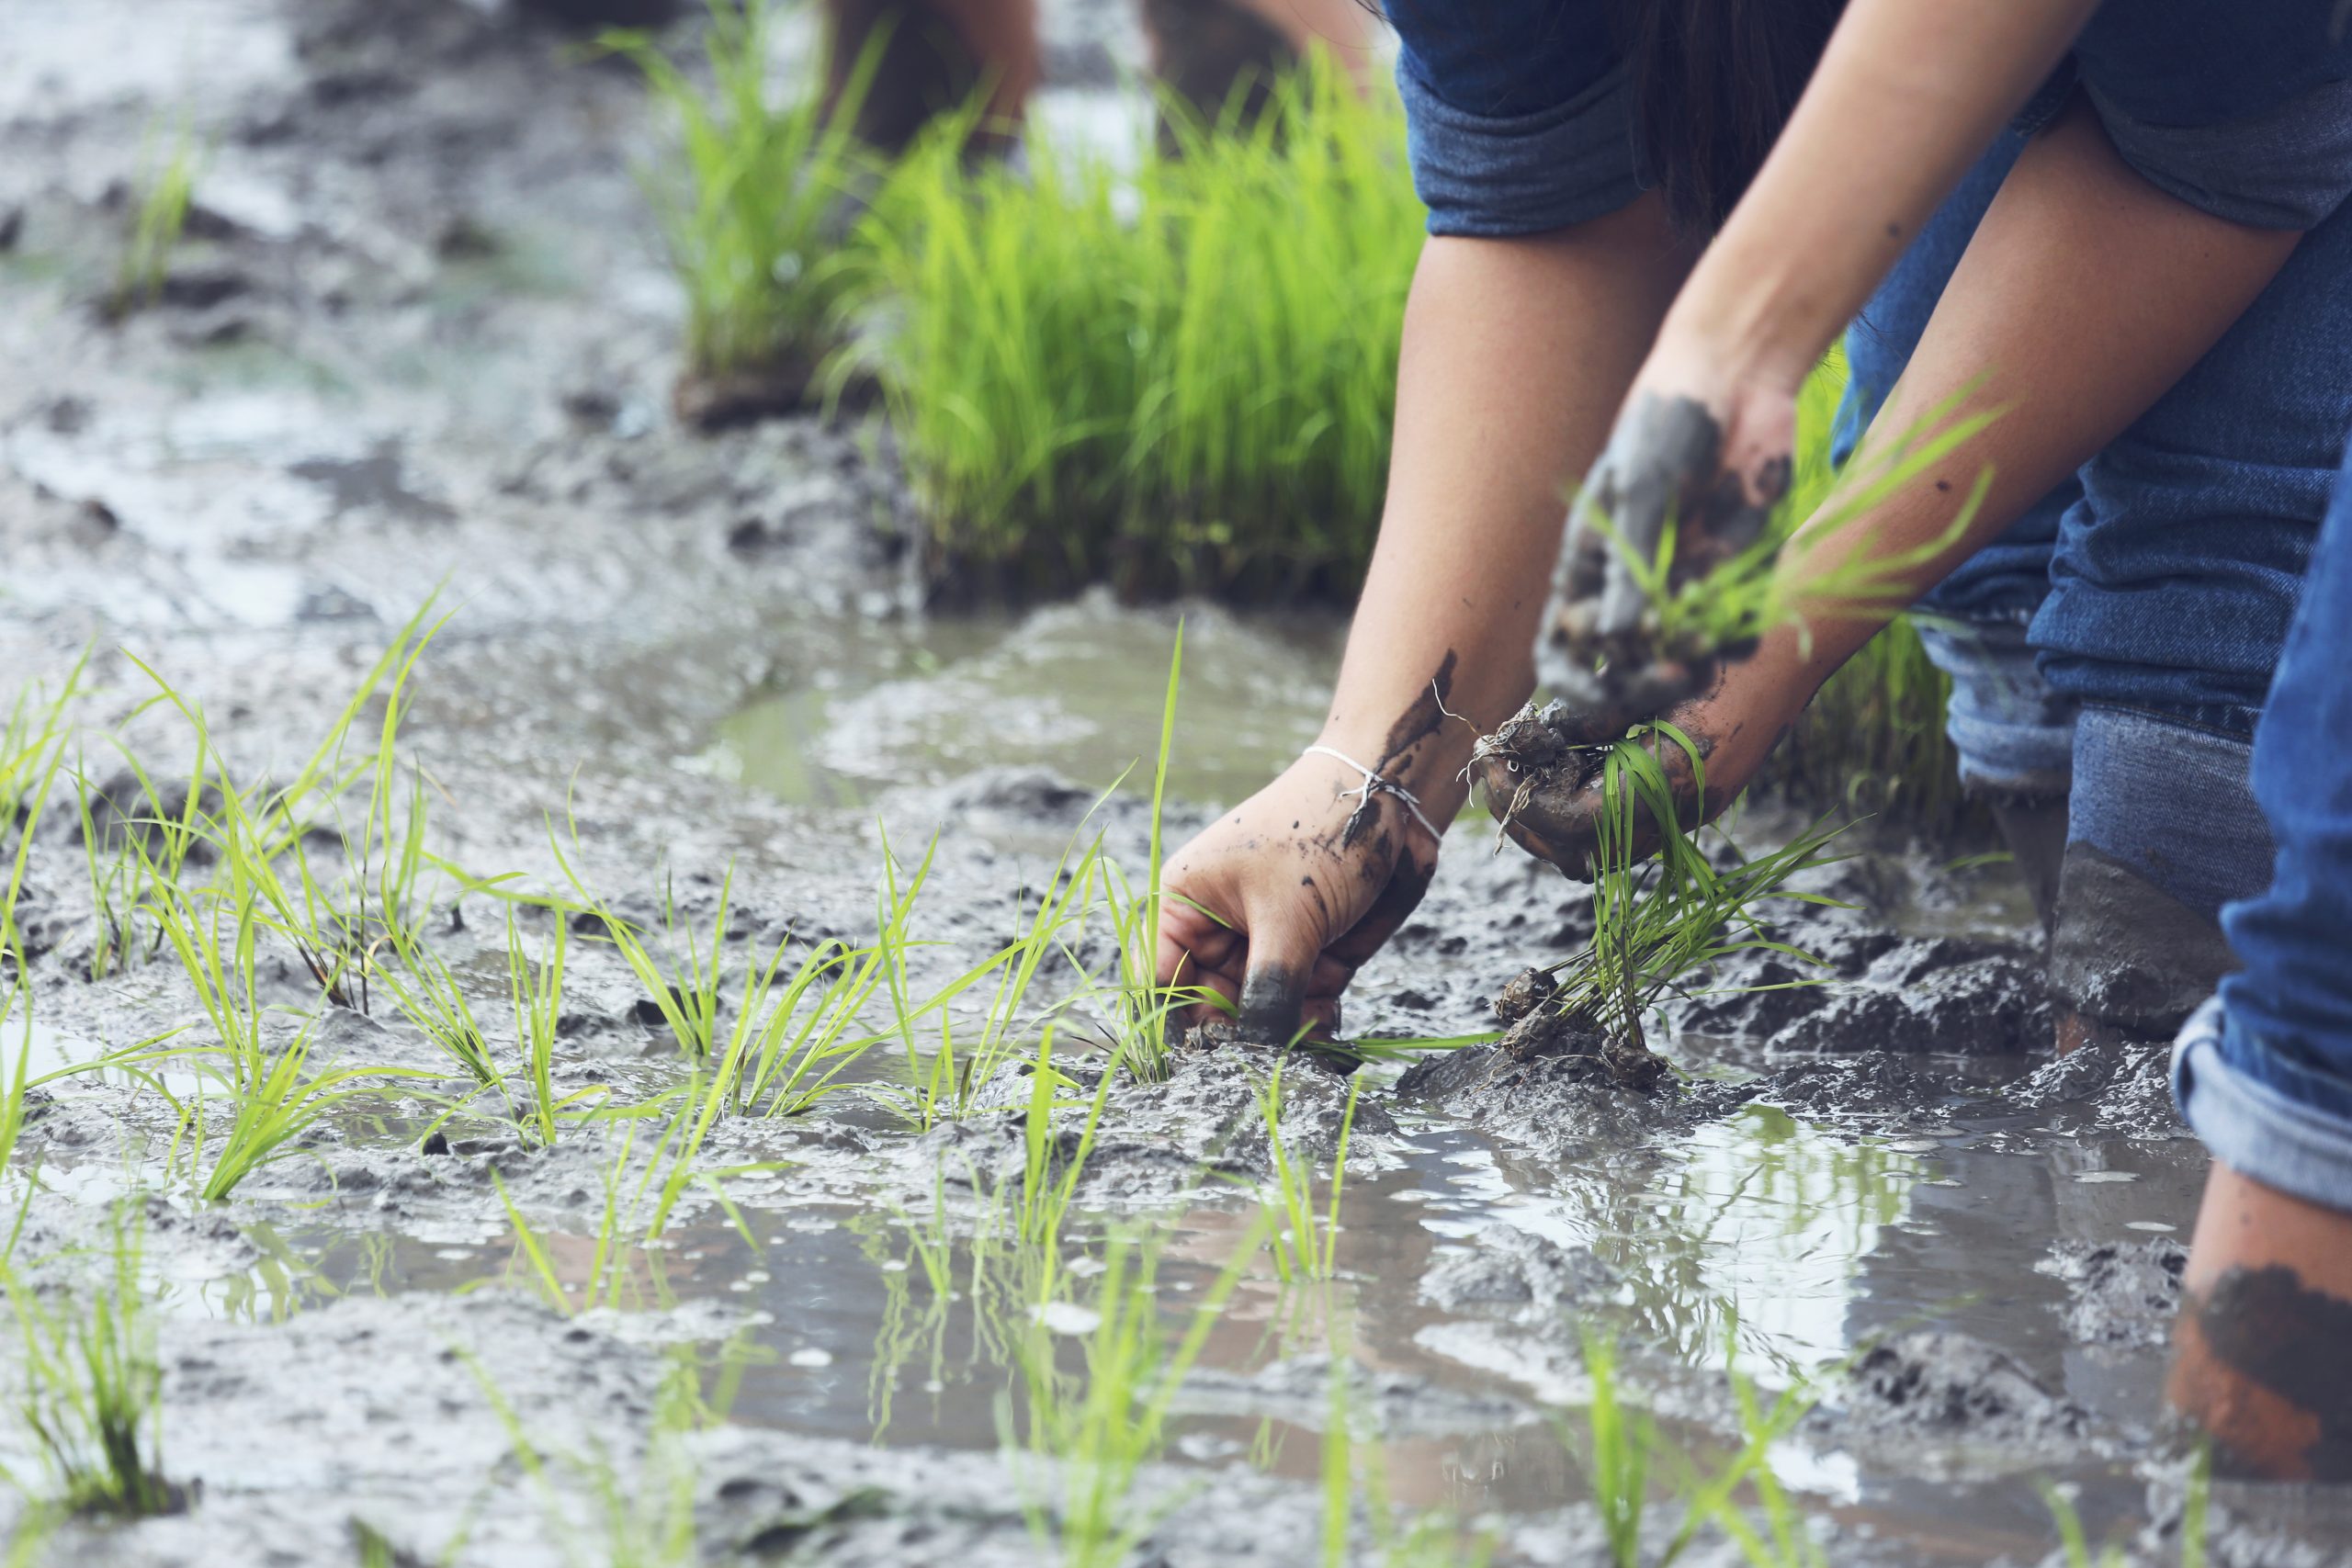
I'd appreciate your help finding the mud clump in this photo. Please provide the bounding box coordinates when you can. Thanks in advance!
[1395,1026,1671,1157]
[2043,1238,2188,1350]
[1830,1330,2090,1449]
[2009,1041,2182,1135]
[1768,946,2048,1057]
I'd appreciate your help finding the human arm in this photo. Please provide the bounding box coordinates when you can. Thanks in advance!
[1156,191,1698,1035]
[1495,97,2302,866]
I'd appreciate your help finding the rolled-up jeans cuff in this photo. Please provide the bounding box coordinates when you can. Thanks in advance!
[2175,1000,2352,1213]
[1913,617,2076,796]
[1396,51,1646,238]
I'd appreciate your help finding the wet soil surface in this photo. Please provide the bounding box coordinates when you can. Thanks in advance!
[4,3,2346,1563]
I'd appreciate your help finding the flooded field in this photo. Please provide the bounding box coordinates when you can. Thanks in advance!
[2,2,2345,1563]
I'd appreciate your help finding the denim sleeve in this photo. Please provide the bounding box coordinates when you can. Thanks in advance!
[1386,0,1644,238]
[2071,1,2352,230]
[2087,78,2352,231]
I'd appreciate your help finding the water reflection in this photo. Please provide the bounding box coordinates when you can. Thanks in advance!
[704,594,1343,809]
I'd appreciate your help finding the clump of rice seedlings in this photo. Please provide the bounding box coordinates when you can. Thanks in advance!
[1766,619,1969,835]
[1250,1060,1358,1285]
[128,596,456,1012]
[1757,358,1969,831]
[72,743,210,982]
[1088,627,1193,1085]
[507,910,615,1146]
[598,0,881,419]
[735,929,893,1117]
[1001,1228,1258,1568]
[1,660,87,972]
[553,855,735,1063]
[4,1203,182,1517]
[854,59,1419,598]
[129,884,424,1200]
[556,844,891,1120]
[375,911,504,1095]
[1566,733,1850,1053]
[109,121,203,318]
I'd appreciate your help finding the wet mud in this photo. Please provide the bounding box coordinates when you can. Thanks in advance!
[0,1,2336,1563]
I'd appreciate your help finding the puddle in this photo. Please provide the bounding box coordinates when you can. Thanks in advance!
[701,592,1347,809]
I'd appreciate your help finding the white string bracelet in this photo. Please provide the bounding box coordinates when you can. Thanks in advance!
[1303,744,1444,847]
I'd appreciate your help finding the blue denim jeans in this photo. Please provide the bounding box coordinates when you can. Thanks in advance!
[2173,434,2352,1209]
[1831,140,2352,921]
[1395,2,2352,238]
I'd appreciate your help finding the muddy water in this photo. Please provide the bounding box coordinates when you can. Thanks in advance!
[1,1,2339,1564]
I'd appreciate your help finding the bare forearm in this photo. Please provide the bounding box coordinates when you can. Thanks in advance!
[1670,0,2098,390]
[1320,194,1696,816]
[1777,100,2299,680]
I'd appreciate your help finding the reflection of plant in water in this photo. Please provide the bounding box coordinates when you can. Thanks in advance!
[1577,1108,1924,1369]
[1001,1228,1258,1568]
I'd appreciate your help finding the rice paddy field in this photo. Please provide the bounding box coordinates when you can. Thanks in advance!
[0,2,2340,1564]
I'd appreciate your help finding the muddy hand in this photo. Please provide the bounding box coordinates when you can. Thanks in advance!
[1537,390,1790,728]
[1158,753,1443,1043]
[1475,628,1809,878]
[1469,699,1698,876]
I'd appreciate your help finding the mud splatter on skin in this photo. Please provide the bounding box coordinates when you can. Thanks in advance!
[1333,651,1457,852]
[1374,649,1457,773]
[2188,1264,2352,1480]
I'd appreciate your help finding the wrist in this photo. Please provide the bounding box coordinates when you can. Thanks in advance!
[1298,734,1464,848]
[1653,259,1826,399]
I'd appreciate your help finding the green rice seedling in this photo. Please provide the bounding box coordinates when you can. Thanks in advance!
[507,910,615,1146]
[553,852,737,1063]
[110,122,203,317]
[127,882,425,1200]
[494,1120,673,1316]
[71,739,211,982]
[1084,626,1201,1085]
[1001,1226,1261,1568]
[1009,1027,1120,1265]
[375,912,503,1094]
[2041,1483,2127,1568]
[0,984,44,1263]
[126,597,456,1011]
[598,0,881,400]
[1,659,87,973]
[1701,1371,1830,1568]
[735,931,894,1117]
[1521,724,1849,1053]
[4,1203,179,1517]
[855,59,1421,597]
[1250,1059,1358,1286]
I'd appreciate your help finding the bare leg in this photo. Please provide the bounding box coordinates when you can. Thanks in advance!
[2170,1162,2352,1479]
[821,0,1038,153]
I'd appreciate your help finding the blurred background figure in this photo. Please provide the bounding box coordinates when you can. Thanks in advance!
[818,0,1380,154]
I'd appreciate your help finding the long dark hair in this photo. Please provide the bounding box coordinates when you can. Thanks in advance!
[1620,0,1847,232]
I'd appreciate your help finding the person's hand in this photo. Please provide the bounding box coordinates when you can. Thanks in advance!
[1536,341,1805,731]
[1157,751,1444,1042]
[1476,625,1818,877]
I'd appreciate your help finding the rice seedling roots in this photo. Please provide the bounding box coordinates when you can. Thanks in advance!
[0,5,2288,1565]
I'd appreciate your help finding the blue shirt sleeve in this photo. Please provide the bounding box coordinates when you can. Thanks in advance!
[1388,0,1647,237]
